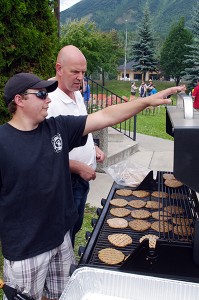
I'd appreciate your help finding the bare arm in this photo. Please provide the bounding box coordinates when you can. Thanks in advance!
[95,145,105,162]
[83,85,186,135]
[69,160,96,181]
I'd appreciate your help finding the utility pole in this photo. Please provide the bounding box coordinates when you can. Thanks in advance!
[54,0,60,39]
[123,20,128,81]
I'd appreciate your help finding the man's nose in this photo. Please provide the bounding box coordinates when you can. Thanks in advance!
[46,96,51,103]
[77,72,84,80]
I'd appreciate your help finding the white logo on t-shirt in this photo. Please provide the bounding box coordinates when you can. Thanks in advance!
[51,133,62,153]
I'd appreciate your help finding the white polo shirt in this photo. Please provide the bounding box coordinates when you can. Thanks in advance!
[48,88,96,169]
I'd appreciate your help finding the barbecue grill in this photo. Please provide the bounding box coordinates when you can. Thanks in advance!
[63,93,199,299]
[77,171,199,282]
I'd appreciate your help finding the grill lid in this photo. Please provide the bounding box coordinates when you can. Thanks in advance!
[166,93,199,192]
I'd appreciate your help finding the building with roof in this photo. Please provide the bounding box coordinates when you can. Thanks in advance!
[117,60,160,81]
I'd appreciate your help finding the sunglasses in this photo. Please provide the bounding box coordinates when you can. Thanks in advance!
[22,91,48,100]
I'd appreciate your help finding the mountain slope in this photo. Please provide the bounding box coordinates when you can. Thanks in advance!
[60,0,197,36]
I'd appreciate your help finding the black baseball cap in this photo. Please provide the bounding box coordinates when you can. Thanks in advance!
[4,72,58,105]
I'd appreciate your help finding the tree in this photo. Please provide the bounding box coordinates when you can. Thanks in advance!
[52,0,60,38]
[60,19,103,75]
[182,3,199,89]
[0,0,58,122]
[130,6,158,81]
[160,17,192,86]
[99,30,123,84]
[60,19,123,81]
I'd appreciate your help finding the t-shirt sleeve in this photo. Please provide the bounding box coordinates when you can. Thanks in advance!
[55,115,88,152]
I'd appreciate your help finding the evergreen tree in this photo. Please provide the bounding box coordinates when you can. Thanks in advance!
[160,17,192,86]
[0,0,58,122]
[182,3,199,89]
[130,6,157,81]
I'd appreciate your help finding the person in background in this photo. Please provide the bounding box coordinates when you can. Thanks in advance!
[189,87,194,96]
[146,79,153,96]
[192,78,199,109]
[151,85,157,94]
[47,45,105,247]
[0,69,185,300]
[139,81,147,97]
[130,81,137,96]
[79,82,83,94]
[82,77,90,110]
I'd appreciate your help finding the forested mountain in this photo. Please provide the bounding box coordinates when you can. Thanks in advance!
[60,0,197,36]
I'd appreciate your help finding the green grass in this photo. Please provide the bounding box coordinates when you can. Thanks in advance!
[102,79,176,98]
[118,104,174,140]
[74,204,98,260]
[137,106,173,140]
[96,79,177,140]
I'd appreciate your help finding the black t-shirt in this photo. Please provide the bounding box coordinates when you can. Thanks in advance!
[0,115,87,260]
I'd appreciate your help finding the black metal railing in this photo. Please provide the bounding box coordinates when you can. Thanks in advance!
[85,78,137,141]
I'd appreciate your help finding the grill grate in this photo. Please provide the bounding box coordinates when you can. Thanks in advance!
[79,171,199,274]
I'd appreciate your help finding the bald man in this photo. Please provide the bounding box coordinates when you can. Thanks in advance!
[48,45,105,246]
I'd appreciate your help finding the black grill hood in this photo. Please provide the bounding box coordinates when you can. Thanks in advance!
[166,92,199,192]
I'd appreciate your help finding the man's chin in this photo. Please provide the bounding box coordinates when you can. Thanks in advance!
[73,83,81,90]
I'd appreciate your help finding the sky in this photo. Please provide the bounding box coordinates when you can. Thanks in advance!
[60,0,82,11]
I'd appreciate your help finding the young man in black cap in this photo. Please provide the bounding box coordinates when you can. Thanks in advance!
[0,72,185,300]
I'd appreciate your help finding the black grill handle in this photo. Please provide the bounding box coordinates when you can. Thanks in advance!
[78,246,85,257]
[96,207,102,216]
[69,264,78,276]
[91,218,98,227]
[101,198,107,206]
[85,231,91,241]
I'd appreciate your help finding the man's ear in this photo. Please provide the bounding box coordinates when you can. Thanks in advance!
[14,94,24,107]
[56,63,62,76]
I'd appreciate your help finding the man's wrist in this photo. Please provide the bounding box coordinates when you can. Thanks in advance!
[140,97,150,108]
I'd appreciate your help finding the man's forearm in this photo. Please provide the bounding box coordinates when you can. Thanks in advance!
[69,160,85,174]
[69,160,96,181]
[83,85,186,135]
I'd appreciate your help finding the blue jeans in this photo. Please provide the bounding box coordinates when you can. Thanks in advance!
[70,174,89,246]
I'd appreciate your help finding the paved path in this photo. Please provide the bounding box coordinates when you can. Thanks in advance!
[87,133,174,208]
